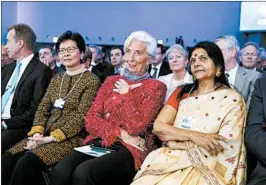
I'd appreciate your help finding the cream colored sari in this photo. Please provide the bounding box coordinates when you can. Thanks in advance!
[131,89,246,185]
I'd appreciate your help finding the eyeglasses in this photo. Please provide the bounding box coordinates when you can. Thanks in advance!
[58,47,77,55]
[124,48,145,58]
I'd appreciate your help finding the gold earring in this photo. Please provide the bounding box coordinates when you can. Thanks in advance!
[216,71,221,77]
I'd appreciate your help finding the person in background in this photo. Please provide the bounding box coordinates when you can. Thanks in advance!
[89,45,114,83]
[257,48,266,72]
[1,44,14,67]
[215,35,262,109]
[148,43,171,79]
[39,45,65,75]
[158,44,193,102]
[1,24,53,154]
[239,42,262,72]
[1,30,101,185]
[245,77,266,185]
[131,41,246,185]
[110,46,124,74]
[49,30,166,185]
[83,46,92,70]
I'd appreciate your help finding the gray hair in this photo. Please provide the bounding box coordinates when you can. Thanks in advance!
[88,45,102,56]
[165,44,188,60]
[124,30,157,59]
[239,41,259,56]
[215,35,240,54]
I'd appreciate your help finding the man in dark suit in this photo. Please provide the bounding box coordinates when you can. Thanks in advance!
[148,43,171,79]
[245,77,266,185]
[1,24,53,153]
[88,45,114,83]
[39,45,65,75]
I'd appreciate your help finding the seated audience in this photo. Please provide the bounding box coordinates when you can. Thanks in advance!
[245,77,266,185]
[1,30,100,185]
[215,35,262,108]
[49,30,166,185]
[148,43,171,79]
[39,45,65,75]
[131,41,246,185]
[1,44,14,67]
[158,44,193,102]
[239,42,262,72]
[89,45,114,82]
[110,46,124,74]
[1,24,53,154]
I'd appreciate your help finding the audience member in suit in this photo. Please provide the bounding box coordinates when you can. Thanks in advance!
[1,30,101,185]
[158,44,193,102]
[148,43,171,79]
[110,46,124,74]
[1,24,53,154]
[89,45,114,83]
[245,77,266,185]
[215,35,262,108]
[239,42,263,73]
[39,45,65,75]
[257,48,266,73]
[1,44,14,67]
[50,30,166,185]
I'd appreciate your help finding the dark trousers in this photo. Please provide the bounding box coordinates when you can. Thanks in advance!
[1,151,46,185]
[1,128,28,154]
[50,143,136,185]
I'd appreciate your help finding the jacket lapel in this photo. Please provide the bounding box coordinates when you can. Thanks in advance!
[1,62,16,95]
[12,58,38,104]
[234,67,247,96]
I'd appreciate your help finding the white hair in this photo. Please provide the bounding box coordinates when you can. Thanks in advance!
[124,30,157,59]
[215,35,240,54]
[165,44,188,60]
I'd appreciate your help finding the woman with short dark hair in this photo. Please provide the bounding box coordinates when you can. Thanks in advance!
[1,30,100,185]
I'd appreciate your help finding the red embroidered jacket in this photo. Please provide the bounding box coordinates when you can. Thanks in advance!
[83,75,166,169]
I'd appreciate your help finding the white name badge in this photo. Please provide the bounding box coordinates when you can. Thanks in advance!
[181,116,196,129]
[54,98,65,109]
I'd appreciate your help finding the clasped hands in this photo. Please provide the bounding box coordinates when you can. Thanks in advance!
[164,132,228,156]
[113,79,142,94]
[24,133,56,150]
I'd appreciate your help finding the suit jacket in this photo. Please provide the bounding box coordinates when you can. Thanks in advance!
[91,62,114,83]
[148,62,172,78]
[245,78,266,185]
[52,65,65,76]
[1,57,53,129]
[234,67,262,108]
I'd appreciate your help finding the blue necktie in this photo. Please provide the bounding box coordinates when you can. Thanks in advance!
[2,62,22,113]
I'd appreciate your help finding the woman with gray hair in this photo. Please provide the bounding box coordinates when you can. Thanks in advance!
[158,44,193,102]
[50,30,166,185]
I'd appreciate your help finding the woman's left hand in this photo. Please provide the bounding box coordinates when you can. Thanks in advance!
[113,79,142,94]
[28,136,56,146]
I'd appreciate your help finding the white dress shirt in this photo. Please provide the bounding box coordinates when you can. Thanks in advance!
[226,64,238,88]
[158,72,194,102]
[150,62,163,79]
[2,54,34,119]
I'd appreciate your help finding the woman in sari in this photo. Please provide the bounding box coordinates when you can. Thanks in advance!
[131,41,246,185]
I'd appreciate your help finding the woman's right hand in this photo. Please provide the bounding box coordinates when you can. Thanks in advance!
[190,132,228,156]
